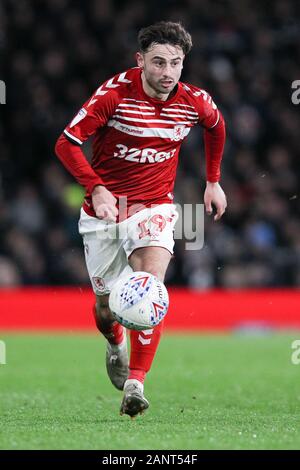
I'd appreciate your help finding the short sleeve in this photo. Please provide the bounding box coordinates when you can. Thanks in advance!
[63,84,118,145]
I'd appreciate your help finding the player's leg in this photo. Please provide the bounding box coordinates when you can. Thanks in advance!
[94,293,121,341]
[120,246,172,417]
[128,245,171,281]
[78,208,131,391]
[127,246,171,385]
[94,294,128,391]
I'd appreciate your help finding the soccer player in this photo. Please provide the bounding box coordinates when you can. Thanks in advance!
[55,21,227,418]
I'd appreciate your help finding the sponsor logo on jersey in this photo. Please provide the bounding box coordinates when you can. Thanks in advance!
[113,144,176,163]
[119,124,144,136]
[70,108,87,128]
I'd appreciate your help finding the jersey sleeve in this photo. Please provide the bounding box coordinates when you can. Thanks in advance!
[190,87,225,182]
[193,89,220,130]
[63,81,119,145]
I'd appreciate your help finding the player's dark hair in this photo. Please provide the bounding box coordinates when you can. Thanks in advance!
[138,21,192,55]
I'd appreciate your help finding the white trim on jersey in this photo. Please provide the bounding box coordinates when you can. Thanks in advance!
[64,129,83,145]
[168,103,196,109]
[123,98,152,104]
[162,108,198,116]
[112,114,194,125]
[160,113,198,121]
[107,119,191,139]
[118,104,155,110]
[116,109,156,115]
[209,110,220,129]
[87,72,132,106]
[118,72,132,83]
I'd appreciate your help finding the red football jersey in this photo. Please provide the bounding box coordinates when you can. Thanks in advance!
[62,67,224,217]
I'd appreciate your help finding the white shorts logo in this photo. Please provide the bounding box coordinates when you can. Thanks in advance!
[92,277,106,292]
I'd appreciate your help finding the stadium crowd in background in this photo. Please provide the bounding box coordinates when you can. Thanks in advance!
[0,0,299,288]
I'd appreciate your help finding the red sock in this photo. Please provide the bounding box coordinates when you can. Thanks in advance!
[128,320,164,384]
[92,305,124,345]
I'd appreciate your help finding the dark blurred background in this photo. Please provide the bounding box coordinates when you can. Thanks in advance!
[0,0,299,289]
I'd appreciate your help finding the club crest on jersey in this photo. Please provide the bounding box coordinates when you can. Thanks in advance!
[70,108,87,128]
[173,125,186,141]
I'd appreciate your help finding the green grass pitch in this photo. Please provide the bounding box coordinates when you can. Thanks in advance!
[1,333,300,450]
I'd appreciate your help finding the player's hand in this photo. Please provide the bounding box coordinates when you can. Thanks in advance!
[92,185,118,222]
[204,181,227,221]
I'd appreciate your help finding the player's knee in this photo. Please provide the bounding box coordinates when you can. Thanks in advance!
[141,267,165,282]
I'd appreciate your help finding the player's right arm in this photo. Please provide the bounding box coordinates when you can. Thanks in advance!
[193,88,227,221]
[54,83,118,221]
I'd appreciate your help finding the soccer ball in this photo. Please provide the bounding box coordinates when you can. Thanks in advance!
[109,271,169,330]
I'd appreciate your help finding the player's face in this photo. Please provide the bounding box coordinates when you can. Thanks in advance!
[136,43,184,100]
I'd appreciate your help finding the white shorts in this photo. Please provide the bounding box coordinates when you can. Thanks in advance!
[78,203,179,295]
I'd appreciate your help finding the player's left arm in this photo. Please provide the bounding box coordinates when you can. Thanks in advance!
[196,90,227,221]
